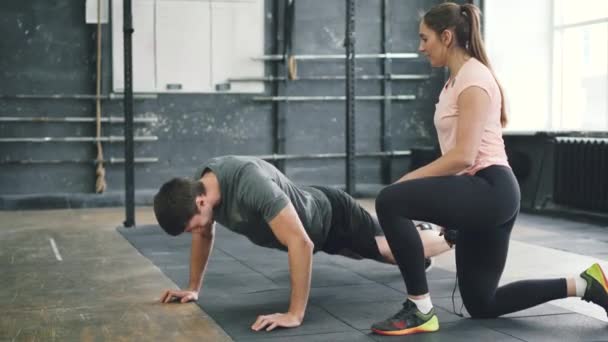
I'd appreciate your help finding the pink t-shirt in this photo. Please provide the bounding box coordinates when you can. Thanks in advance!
[433,57,510,175]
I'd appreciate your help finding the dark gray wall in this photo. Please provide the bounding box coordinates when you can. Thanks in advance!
[0,0,445,208]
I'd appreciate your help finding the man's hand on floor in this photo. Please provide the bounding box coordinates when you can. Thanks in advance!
[251,312,303,332]
[160,289,199,304]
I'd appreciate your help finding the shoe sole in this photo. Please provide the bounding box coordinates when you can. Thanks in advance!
[371,315,439,336]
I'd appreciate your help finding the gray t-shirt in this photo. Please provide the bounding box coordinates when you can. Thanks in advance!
[199,156,332,252]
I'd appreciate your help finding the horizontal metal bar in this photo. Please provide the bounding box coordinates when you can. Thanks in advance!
[256,150,411,161]
[391,74,432,80]
[0,136,158,143]
[555,137,608,143]
[0,157,159,165]
[229,74,431,82]
[252,95,416,101]
[254,53,419,61]
[0,93,158,100]
[0,116,158,123]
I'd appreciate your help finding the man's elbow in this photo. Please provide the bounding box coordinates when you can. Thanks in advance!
[290,236,314,252]
[301,237,314,251]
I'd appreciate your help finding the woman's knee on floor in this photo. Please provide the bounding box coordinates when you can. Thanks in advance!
[463,297,500,319]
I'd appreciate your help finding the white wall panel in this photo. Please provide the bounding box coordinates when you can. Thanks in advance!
[112,0,262,93]
[112,0,156,92]
[155,0,211,92]
[211,0,263,93]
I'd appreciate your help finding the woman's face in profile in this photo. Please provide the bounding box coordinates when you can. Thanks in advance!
[418,21,448,67]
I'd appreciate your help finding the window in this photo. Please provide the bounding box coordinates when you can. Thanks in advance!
[111,0,264,93]
[485,0,608,131]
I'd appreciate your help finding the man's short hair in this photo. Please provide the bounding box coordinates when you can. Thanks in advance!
[153,177,206,236]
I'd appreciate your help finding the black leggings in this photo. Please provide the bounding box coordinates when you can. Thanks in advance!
[376,165,567,318]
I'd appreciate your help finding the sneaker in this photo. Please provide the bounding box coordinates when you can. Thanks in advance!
[424,257,434,273]
[371,299,439,336]
[580,263,608,316]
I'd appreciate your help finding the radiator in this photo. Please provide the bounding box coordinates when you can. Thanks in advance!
[553,137,608,212]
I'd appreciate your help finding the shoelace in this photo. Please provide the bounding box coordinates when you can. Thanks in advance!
[392,301,417,320]
[451,274,465,317]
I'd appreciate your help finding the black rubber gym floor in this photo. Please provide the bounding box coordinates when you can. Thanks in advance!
[118,213,608,341]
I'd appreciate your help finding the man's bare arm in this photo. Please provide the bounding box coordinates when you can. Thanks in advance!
[251,204,314,331]
[160,223,215,303]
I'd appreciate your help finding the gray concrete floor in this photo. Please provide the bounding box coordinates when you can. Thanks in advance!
[0,208,230,342]
[2,203,608,341]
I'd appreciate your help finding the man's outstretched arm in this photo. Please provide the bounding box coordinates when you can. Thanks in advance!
[160,223,215,303]
[251,203,314,332]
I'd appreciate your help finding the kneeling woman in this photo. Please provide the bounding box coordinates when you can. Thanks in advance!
[371,2,608,336]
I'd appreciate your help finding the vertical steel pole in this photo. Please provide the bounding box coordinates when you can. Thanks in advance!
[123,0,135,227]
[272,0,288,173]
[381,0,393,184]
[345,0,356,195]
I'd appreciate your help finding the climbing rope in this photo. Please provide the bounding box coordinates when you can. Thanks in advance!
[95,0,107,193]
